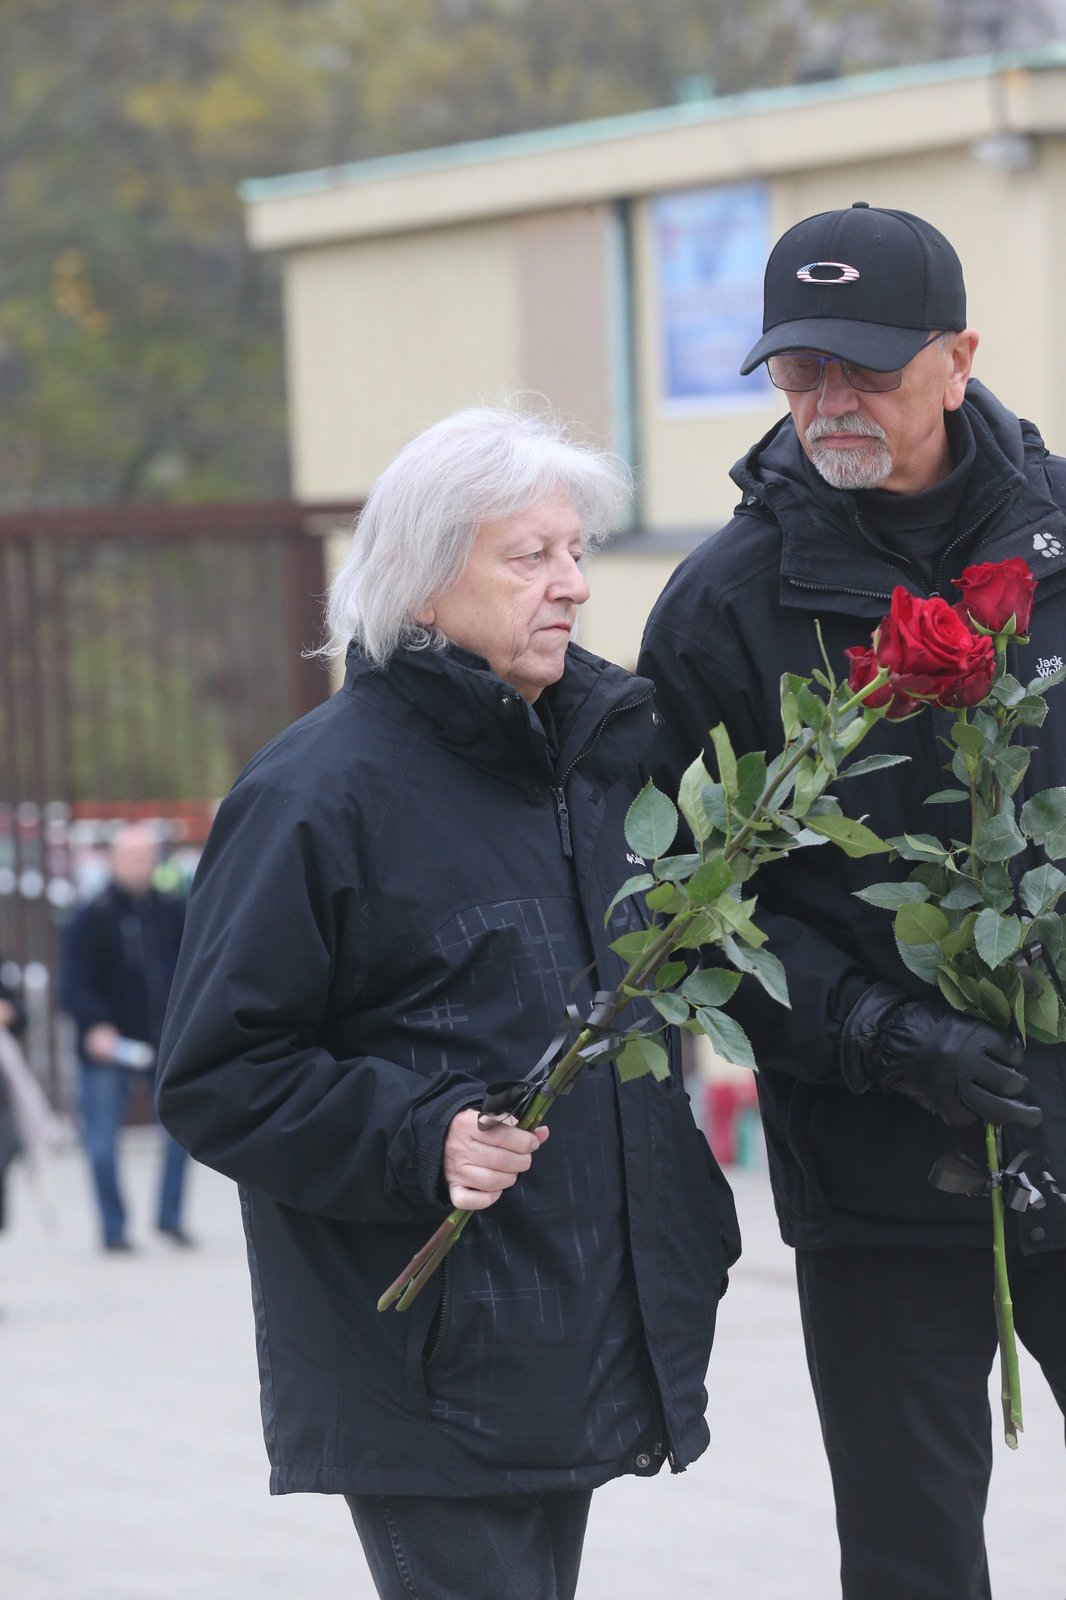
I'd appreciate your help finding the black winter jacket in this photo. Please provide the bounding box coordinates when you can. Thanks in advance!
[639,380,1066,1256]
[156,642,740,1496]
[61,885,185,1056]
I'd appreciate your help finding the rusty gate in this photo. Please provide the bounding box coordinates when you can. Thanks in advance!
[0,499,360,1099]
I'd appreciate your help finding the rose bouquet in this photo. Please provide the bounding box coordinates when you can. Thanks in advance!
[848,557,1066,1446]
[379,614,1003,1315]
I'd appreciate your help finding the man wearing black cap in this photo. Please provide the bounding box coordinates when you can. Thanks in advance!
[639,203,1066,1599]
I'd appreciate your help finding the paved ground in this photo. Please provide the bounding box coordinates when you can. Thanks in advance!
[0,1131,1062,1600]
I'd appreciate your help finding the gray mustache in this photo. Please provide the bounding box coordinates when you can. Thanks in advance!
[806,415,888,444]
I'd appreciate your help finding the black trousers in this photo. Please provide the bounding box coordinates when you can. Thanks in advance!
[796,1244,1066,1600]
[345,1488,593,1600]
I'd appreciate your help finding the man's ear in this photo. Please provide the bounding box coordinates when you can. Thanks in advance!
[943,329,980,413]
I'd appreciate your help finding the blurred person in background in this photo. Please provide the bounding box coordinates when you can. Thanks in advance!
[155,404,739,1600]
[0,964,28,1238]
[61,823,190,1252]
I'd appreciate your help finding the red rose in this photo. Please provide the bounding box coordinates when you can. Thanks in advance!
[873,587,996,708]
[952,557,1036,636]
[845,643,921,721]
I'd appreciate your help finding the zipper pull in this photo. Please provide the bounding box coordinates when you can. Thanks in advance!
[551,785,573,858]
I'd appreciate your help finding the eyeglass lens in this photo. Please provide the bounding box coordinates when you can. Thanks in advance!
[766,331,943,394]
[767,354,903,393]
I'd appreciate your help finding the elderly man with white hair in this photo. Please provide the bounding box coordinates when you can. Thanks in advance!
[156,403,739,1600]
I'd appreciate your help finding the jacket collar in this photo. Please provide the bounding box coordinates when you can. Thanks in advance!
[344,639,654,784]
[731,379,1066,616]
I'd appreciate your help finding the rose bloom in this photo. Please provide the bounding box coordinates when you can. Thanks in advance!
[952,557,1037,636]
[871,587,996,708]
[845,643,921,721]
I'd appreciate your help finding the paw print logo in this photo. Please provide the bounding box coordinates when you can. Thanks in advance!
[1033,531,1063,559]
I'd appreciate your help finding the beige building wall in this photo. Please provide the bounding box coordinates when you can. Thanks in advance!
[283,206,614,501]
[245,51,1066,662]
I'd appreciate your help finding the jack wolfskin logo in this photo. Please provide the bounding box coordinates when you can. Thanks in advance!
[1036,656,1064,678]
[626,851,646,866]
[1033,531,1063,559]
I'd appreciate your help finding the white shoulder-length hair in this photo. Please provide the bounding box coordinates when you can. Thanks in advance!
[321,402,633,665]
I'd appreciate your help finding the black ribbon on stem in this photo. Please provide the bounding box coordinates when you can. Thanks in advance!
[477,989,629,1129]
[929,1148,1060,1212]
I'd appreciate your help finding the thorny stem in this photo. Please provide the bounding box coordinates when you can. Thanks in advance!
[987,1122,1023,1446]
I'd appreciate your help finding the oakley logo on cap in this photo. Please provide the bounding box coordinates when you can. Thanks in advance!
[796,261,861,284]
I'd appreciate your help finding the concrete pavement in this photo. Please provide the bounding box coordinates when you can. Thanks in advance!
[0,1132,1062,1600]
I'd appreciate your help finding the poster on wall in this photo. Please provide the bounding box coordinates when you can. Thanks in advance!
[653,181,772,412]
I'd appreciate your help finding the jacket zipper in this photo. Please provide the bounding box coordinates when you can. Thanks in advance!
[787,490,1014,604]
[548,689,655,860]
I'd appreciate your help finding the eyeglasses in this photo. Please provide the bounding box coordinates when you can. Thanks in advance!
[767,331,944,393]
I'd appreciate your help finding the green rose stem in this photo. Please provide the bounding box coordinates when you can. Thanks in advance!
[978,637,1024,1445]
[379,679,888,1314]
[987,1121,1023,1447]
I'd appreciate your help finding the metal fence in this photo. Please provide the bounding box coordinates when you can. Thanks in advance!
[0,500,359,1100]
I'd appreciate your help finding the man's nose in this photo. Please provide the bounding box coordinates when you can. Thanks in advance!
[817,361,860,415]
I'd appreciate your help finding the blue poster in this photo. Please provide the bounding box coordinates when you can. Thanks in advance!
[653,182,772,410]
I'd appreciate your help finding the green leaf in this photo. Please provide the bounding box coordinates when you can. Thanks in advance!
[834,752,911,781]
[695,1007,757,1072]
[604,871,655,920]
[1029,913,1065,966]
[939,878,984,911]
[610,928,659,960]
[992,745,1031,794]
[701,782,731,834]
[924,788,970,806]
[974,908,1023,970]
[652,960,688,991]
[721,935,791,1007]
[685,853,734,906]
[649,991,691,1026]
[1024,970,1062,1039]
[941,912,978,959]
[990,673,1027,707]
[680,967,742,1007]
[853,881,930,910]
[1027,662,1066,694]
[951,722,986,756]
[734,750,768,818]
[804,814,891,858]
[973,813,1027,863]
[976,977,1012,1029]
[936,965,972,1012]
[644,881,688,914]
[888,833,950,861]
[677,755,714,843]
[625,781,679,861]
[1020,788,1066,858]
[652,852,701,884]
[713,893,767,947]
[709,724,738,796]
[616,1035,671,1084]
[978,863,1016,914]
[1019,864,1066,917]
[895,902,950,946]
[894,937,943,983]
[779,673,809,741]
[795,681,826,730]
[1012,696,1049,727]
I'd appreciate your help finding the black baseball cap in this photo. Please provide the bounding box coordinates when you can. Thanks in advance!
[740,201,967,374]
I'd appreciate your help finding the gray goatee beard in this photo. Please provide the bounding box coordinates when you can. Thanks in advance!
[806,414,893,490]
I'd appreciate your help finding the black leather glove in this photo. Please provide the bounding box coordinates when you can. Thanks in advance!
[840,983,1043,1129]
